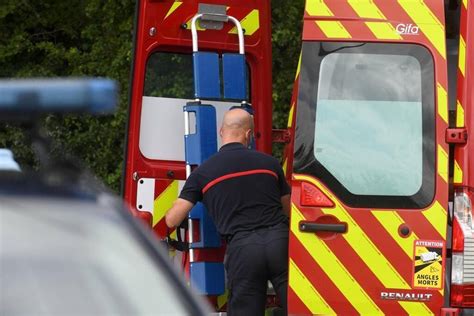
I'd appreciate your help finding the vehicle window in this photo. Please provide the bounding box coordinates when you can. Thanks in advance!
[140,52,250,161]
[294,42,435,209]
[143,52,250,100]
[144,53,194,98]
[315,53,422,196]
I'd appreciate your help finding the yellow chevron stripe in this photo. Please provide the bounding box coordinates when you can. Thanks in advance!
[306,0,333,16]
[347,0,402,40]
[372,211,418,258]
[291,205,381,314]
[457,100,465,127]
[437,83,449,124]
[282,158,288,176]
[295,51,302,81]
[372,210,444,297]
[153,181,178,226]
[365,22,403,40]
[398,0,446,59]
[217,289,229,310]
[348,0,386,19]
[288,103,295,128]
[422,200,447,238]
[165,1,183,19]
[316,21,351,38]
[289,258,336,315]
[297,175,438,311]
[293,181,436,315]
[186,17,205,31]
[168,228,179,258]
[463,0,468,9]
[229,9,259,36]
[454,160,463,184]
[295,175,410,290]
[459,36,466,77]
[373,211,442,258]
[399,301,434,315]
[438,145,449,183]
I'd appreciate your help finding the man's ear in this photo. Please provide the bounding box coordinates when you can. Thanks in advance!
[245,129,252,141]
[219,127,223,138]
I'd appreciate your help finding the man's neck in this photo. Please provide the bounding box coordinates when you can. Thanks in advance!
[222,139,246,146]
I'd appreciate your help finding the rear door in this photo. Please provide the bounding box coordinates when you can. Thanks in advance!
[287,1,449,314]
[123,0,273,238]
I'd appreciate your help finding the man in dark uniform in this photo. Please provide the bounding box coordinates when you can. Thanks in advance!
[165,108,291,315]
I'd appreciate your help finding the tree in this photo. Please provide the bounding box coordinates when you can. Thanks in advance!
[0,0,304,192]
[0,0,134,192]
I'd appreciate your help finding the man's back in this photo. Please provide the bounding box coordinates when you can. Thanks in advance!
[180,142,289,236]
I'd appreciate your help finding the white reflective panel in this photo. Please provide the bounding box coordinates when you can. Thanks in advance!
[314,53,423,196]
[139,97,240,161]
[136,178,155,213]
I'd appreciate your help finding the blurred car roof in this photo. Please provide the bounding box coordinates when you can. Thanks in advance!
[0,172,210,316]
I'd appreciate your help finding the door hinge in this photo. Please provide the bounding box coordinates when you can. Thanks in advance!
[446,128,467,144]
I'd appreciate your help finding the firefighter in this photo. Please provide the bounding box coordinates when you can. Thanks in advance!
[165,108,291,315]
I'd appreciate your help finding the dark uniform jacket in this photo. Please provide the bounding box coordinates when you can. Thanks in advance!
[179,142,290,237]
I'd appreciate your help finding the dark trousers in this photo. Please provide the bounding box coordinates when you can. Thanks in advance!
[225,223,289,316]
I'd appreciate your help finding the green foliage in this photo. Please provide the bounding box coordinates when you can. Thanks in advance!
[271,0,304,129]
[144,53,194,98]
[0,0,304,192]
[0,0,134,192]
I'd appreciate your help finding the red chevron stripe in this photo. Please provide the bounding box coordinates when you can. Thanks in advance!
[287,285,312,315]
[353,211,415,277]
[290,231,359,315]
[318,228,409,314]
[293,201,410,314]
[460,4,468,41]
[397,210,445,241]
[302,20,329,39]
[436,171,450,209]
[341,20,377,40]
[373,0,448,75]
[293,184,444,313]
[322,0,387,40]
[424,0,445,26]
[351,211,444,305]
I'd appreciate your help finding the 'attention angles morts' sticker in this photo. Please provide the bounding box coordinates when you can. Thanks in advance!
[412,240,444,290]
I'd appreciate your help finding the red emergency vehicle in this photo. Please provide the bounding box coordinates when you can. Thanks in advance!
[123,0,473,314]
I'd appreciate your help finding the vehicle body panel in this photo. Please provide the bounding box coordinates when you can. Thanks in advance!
[123,0,273,239]
[287,1,449,314]
[454,0,473,190]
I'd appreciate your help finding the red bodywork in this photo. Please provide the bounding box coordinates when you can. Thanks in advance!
[450,0,474,309]
[122,0,474,314]
[454,1,473,191]
[123,0,273,237]
[285,1,450,314]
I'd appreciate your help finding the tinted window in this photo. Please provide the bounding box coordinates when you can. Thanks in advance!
[144,53,194,98]
[143,52,250,100]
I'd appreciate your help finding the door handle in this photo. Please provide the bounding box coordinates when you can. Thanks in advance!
[299,221,347,233]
